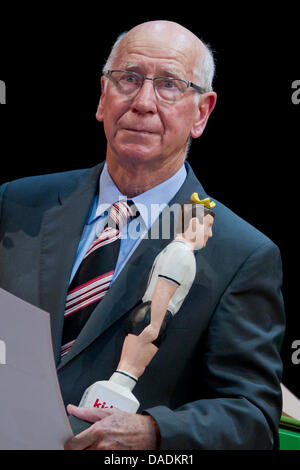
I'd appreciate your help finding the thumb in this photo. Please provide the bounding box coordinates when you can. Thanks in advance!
[67,404,115,422]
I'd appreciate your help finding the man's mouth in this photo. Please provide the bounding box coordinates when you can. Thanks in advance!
[122,128,156,135]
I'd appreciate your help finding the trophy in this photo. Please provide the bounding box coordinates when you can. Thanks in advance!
[78,194,215,413]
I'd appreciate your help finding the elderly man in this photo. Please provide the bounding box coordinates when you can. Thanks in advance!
[0,21,285,450]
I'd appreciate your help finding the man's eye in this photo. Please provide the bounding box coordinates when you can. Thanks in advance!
[163,80,175,88]
[123,74,138,83]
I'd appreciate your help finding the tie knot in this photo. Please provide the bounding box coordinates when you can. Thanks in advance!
[107,200,138,231]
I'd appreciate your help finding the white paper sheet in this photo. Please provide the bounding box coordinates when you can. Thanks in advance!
[281,383,300,421]
[0,288,73,449]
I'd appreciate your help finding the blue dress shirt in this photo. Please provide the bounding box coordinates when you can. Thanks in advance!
[69,162,187,285]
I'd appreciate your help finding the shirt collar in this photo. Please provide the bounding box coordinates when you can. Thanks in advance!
[87,161,187,229]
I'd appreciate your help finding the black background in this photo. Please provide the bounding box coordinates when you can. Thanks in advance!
[0,5,299,399]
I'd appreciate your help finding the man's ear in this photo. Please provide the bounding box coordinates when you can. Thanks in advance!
[190,92,217,139]
[95,76,107,122]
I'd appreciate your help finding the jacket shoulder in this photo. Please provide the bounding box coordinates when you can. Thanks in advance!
[210,197,279,256]
[0,167,97,208]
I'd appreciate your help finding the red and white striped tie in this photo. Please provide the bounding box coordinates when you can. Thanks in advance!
[61,200,136,357]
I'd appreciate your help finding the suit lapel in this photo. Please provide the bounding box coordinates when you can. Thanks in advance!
[39,163,104,365]
[58,162,207,369]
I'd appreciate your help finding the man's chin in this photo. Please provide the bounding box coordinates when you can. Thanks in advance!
[113,146,163,166]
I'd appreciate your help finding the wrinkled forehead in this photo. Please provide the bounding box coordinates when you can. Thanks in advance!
[114,23,203,77]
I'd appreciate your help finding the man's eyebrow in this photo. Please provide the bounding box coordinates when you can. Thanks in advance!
[125,63,140,71]
[125,63,182,78]
[160,69,182,78]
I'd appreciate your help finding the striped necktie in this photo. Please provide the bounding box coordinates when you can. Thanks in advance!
[61,200,137,357]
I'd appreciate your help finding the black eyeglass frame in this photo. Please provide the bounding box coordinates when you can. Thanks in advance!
[105,69,206,97]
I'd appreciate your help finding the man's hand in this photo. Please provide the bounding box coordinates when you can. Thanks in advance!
[64,404,160,450]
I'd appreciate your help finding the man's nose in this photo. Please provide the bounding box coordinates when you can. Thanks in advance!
[131,79,158,114]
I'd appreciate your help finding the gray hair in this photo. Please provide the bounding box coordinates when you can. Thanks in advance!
[102,32,127,75]
[195,42,215,92]
[102,31,215,92]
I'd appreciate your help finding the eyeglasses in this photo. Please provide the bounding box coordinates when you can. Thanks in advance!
[105,70,206,103]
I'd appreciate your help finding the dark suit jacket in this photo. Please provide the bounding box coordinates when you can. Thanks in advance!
[0,162,285,449]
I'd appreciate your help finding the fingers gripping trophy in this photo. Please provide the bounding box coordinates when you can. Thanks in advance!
[79,193,216,412]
